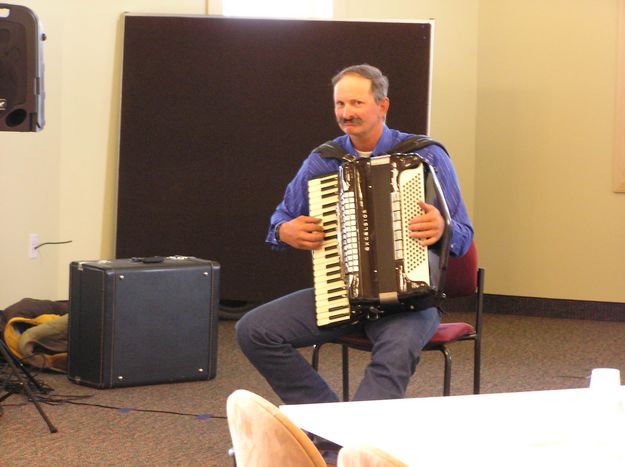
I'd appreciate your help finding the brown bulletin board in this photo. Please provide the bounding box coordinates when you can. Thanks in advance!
[116,15,432,304]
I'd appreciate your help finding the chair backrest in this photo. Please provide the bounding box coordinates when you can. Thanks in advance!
[443,240,478,298]
[226,389,326,467]
[337,444,408,467]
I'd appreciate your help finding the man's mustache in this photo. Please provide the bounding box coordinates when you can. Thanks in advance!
[338,117,363,125]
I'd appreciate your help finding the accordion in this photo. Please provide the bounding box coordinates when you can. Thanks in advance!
[308,153,451,328]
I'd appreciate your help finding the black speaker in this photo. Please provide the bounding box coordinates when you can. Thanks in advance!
[0,4,45,132]
[67,257,221,388]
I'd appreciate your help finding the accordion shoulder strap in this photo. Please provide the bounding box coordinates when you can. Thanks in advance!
[389,135,449,157]
[313,141,351,161]
[313,135,449,161]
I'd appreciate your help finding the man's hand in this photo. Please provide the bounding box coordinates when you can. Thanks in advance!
[407,201,445,246]
[279,216,325,250]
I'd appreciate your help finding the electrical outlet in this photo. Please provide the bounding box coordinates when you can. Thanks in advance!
[29,233,39,259]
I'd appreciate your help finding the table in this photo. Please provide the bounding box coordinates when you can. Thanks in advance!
[281,387,625,466]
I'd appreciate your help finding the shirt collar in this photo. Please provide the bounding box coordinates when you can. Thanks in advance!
[341,124,391,158]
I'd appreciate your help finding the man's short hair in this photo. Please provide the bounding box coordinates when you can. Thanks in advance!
[331,64,389,103]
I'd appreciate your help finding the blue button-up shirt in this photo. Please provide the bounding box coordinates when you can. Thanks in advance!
[266,125,473,257]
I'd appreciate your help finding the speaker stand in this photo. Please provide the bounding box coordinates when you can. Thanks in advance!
[0,339,57,433]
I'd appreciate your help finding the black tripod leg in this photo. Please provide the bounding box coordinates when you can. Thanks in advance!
[1,341,46,391]
[0,340,58,433]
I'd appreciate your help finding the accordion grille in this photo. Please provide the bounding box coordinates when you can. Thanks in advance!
[399,166,429,283]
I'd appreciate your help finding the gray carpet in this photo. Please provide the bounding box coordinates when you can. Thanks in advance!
[2,311,625,466]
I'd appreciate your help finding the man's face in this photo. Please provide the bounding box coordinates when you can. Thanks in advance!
[333,74,388,141]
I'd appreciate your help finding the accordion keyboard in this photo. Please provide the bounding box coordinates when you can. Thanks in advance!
[308,173,350,327]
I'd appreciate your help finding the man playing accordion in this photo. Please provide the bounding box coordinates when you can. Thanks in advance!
[236,64,473,459]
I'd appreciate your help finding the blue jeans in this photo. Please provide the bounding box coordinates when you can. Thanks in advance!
[235,288,440,404]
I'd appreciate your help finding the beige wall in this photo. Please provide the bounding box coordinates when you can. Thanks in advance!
[476,0,624,302]
[0,0,623,308]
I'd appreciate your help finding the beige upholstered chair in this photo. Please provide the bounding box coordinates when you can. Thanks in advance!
[226,389,327,467]
[337,444,408,467]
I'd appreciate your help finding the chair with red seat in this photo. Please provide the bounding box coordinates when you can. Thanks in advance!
[311,240,484,399]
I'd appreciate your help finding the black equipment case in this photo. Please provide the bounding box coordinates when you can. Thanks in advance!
[67,256,220,388]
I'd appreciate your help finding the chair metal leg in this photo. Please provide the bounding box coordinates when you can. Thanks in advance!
[473,338,481,394]
[311,344,321,370]
[441,346,451,396]
[473,267,484,394]
[313,342,352,400]
[341,345,350,401]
